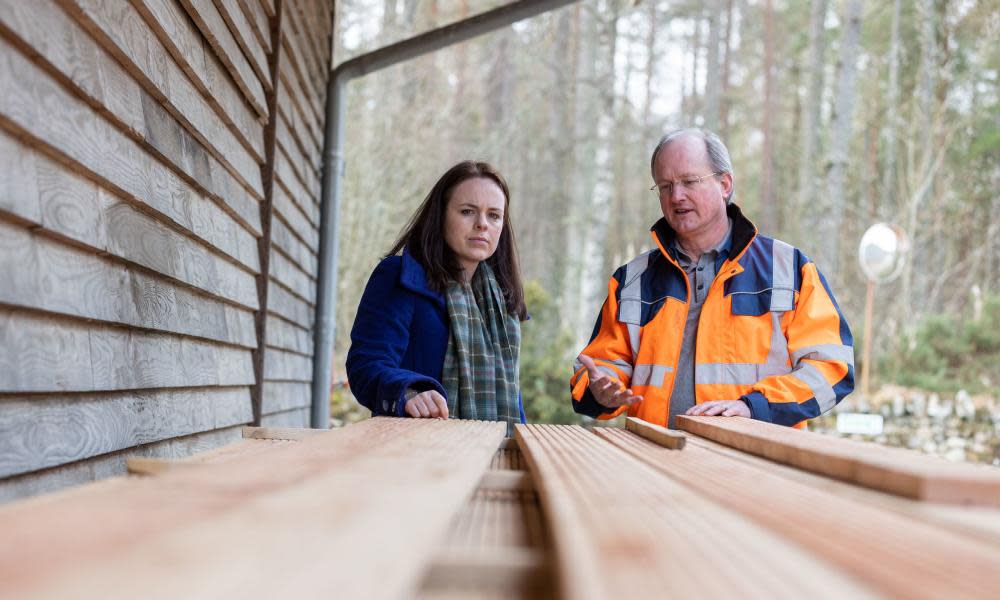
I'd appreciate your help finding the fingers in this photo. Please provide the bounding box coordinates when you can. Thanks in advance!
[428,390,449,419]
[405,391,449,419]
[594,383,643,409]
[577,354,605,383]
[404,396,426,418]
[686,400,750,418]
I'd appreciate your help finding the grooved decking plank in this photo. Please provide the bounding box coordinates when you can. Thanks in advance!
[683,434,1000,550]
[0,418,505,599]
[597,427,1000,600]
[514,424,876,600]
[677,415,1000,505]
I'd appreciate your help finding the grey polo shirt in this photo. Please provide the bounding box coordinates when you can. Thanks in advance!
[666,221,733,428]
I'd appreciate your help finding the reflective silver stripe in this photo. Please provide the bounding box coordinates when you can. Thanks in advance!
[606,359,634,377]
[618,252,650,325]
[771,239,796,312]
[619,252,652,360]
[626,323,641,361]
[792,344,855,367]
[633,364,673,387]
[761,312,791,378]
[697,363,759,386]
[573,358,635,378]
[792,362,837,412]
[597,366,619,380]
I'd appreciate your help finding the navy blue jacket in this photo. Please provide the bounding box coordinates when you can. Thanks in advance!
[346,250,526,422]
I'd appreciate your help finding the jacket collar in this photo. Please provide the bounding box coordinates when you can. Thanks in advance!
[399,247,446,307]
[650,202,757,264]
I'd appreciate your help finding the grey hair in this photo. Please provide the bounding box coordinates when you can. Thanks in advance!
[650,128,735,203]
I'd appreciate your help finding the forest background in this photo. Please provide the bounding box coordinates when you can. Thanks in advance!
[328,0,999,460]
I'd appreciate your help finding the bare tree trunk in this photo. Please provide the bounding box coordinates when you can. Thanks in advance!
[581,2,620,340]
[901,0,940,324]
[547,7,578,304]
[642,0,658,137]
[704,0,722,131]
[881,0,902,218]
[797,0,827,230]
[685,12,703,122]
[822,0,863,281]
[719,0,735,136]
[759,0,776,231]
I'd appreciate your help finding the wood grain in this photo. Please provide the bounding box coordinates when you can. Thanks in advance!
[269,246,316,303]
[0,418,505,598]
[242,425,324,440]
[683,434,1000,549]
[178,0,267,116]
[515,423,876,600]
[213,0,270,91]
[6,0,265,227]
[0,131,259,309]
[260,380,311,414]
[271,216,318,276]
[264,313,313,355]
[263,346,312,381]
[0,117,41,225]
[275,92,320,172]
[132,0,264,158]
[0,35,260,273]
[272,183,320,250]
[259,406,310,428]
[0,220,257,348]
[0,306,254,393]
[597,426,1000,599]
[267,278,314,328]
[677,415,1000,505]
[0,425,242,503]
[236,0,271,55]
[625,416,686,449]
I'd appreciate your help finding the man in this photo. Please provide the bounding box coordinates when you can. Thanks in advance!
[571,128,853,428]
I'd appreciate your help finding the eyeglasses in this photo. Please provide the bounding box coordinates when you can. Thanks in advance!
[650,172,722,199]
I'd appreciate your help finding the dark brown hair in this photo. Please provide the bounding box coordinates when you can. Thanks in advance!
[387,160,527,320]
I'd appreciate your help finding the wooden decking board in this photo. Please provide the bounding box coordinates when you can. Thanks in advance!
[241,425,325,441]
[684,434,1000,550]
[0,418,505,599]
[596,427,1000,599]
[625,416,686,449]
[515,424,876,600]
[677,415,1000,505]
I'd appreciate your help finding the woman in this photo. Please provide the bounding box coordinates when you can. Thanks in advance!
[346,161,528,434]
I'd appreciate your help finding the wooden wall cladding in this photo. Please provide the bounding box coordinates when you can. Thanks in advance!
[0,0,333,499]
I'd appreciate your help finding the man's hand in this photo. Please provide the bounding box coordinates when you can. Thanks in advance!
[685,400,750,418]
[404,390,450,419]
[577,354,643,409]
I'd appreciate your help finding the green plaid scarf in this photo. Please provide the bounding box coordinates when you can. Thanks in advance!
[442,262,521,435]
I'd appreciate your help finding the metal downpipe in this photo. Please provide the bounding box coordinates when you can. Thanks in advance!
[311,0,580,428]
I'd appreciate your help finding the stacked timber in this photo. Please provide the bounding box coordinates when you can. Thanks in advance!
[2,416,999,599]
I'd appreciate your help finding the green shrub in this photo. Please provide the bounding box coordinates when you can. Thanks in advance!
[883,295,1000,395]
[520,280,583,425]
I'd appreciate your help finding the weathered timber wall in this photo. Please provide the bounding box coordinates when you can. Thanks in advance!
[0,0,333,501]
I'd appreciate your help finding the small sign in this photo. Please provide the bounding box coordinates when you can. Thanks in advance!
[836,413,884,436]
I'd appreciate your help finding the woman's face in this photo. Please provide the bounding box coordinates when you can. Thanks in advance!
[443,177,506,280]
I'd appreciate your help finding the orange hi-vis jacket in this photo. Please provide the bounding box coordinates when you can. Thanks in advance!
[571,204,854,428]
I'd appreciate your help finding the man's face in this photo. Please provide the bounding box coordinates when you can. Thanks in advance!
[652,135,733,241]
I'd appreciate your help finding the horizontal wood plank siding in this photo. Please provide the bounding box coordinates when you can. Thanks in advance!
[258,0,329,425]
[0,0,332,499]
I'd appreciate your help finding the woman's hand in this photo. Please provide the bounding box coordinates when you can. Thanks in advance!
[404,390,450,419]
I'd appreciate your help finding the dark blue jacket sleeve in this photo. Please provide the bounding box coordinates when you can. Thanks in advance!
[346,259,447,416]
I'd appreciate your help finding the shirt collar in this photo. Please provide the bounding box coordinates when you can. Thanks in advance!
[671,218,733,263]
